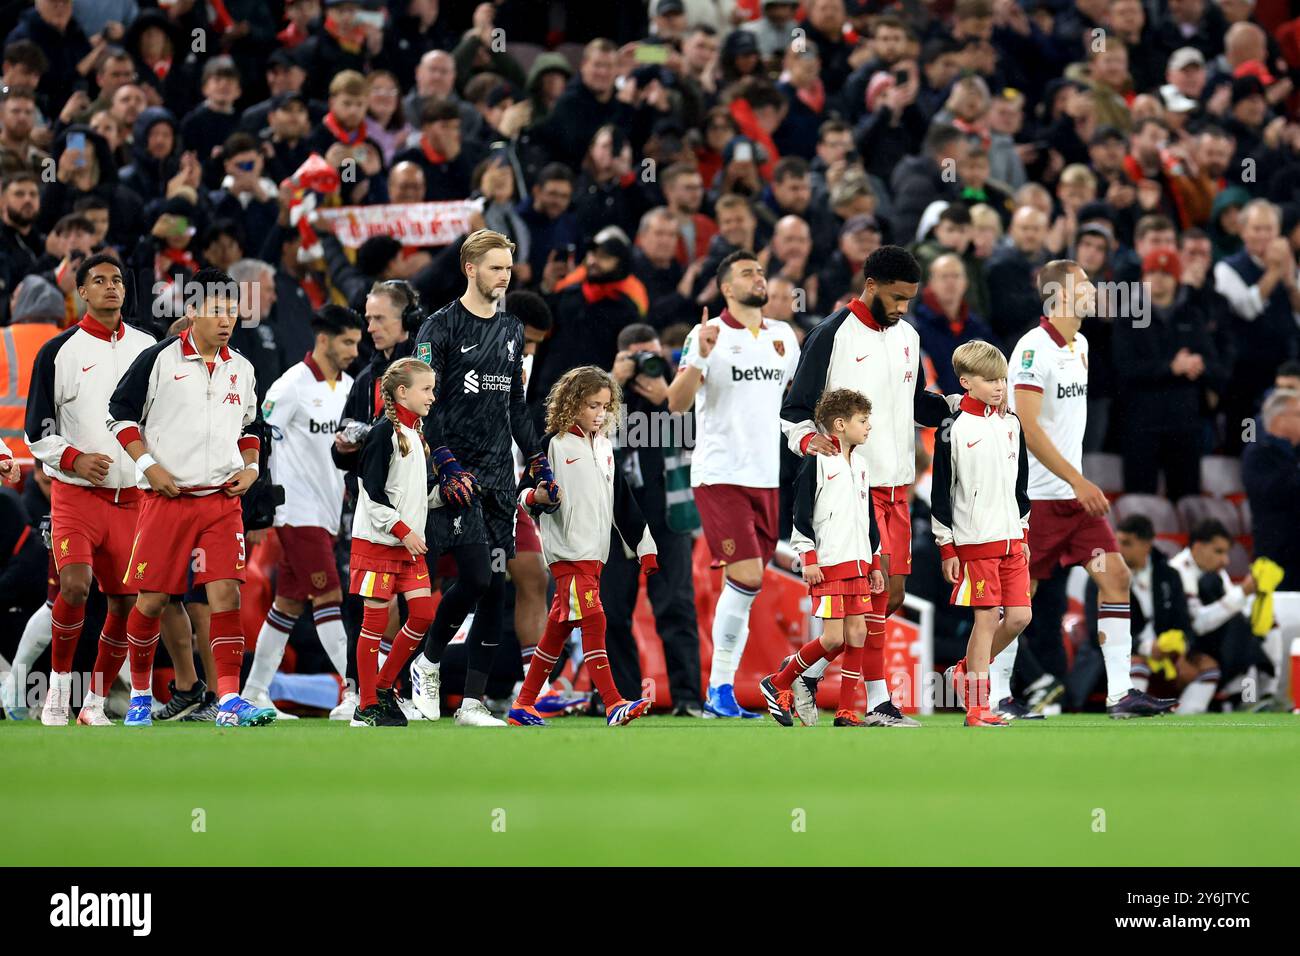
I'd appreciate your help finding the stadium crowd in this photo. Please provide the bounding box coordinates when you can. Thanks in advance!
[1,0,1298,725]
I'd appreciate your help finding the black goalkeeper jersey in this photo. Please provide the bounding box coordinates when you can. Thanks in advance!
[414,297,542,490]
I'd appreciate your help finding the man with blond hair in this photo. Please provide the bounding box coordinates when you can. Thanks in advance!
[406,230,558,727]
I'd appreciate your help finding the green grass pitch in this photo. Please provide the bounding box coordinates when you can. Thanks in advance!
[3,713,1296,866]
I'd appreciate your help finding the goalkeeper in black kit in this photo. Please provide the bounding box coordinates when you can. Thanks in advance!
[407,229,561,727]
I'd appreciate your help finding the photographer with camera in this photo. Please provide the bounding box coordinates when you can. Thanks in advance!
[601,322,703,716]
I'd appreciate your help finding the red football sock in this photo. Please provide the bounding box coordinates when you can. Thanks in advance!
[516,618,570,707]
[89,612,128,697]
[357,604,388,707]
[864,591,888,681]
[50,593,85,673]
[208,609,245,699]
[126,606,162,692]
[578,613,623,705]
[773,638,830,690]
[838,643,864,712]
[377,596,433,690]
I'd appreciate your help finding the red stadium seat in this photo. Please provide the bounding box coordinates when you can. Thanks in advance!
[1111,493,1185,547]
[1200,456,1245,503]
[1175,495,1243,539]
[1082,452,1124,500]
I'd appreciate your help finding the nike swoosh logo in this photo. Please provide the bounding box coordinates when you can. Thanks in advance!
[565,458,579,464]
[826,473,838,480]
[416,572,428,580]
[460,344,478,352]
[966,440,982,448]
[856,355,868,362]
[174,374,189,380]
[82,365,96,372]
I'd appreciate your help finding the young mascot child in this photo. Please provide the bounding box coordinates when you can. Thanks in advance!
[508,366,659,727]
[348,358,443,727]
[931,341,1032,727]
[761,388,885,727]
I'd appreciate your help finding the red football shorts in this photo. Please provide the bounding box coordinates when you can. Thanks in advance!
[548,560,603,623]
[275,525,340,600]
[515,505,542,554]
[871,486,912,577]
[951,548,1032,608]
[50,479,141,595]
[694,484,779,566]
[125,492,245,595]
[812,592,873,620]
[349,562,429,601]
[1027,499,1120,580]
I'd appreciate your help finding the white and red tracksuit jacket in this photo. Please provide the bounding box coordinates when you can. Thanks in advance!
[790,437,881,581]
[930,395,1031,560]
[25,314,155,498]
[106,329,260,495]
[521,426,657,574]
[780,298,952,489]
[350,404,444,561]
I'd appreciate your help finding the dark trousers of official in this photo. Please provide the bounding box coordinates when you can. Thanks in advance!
[1120,422,1202,503]
[601,527,702,706]
[1022,566,1070,687]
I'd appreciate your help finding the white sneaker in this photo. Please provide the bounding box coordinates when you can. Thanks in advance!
[0,670,27,720]
[243,689,299,720]
[409,655,441,721]
[454,698,506,727]
[41,672,72,726]
[397,695,424,721]
[329,686,359,720]
[76,697,113,726]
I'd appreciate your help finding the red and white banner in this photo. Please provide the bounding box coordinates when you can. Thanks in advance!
[316,200,480,249]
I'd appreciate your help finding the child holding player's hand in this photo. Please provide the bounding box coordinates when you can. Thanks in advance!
[931,341,1032,727]
[761,389,884,728]
[508,367,659,728]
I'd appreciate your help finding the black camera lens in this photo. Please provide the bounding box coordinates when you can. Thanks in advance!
[634,351,667,379]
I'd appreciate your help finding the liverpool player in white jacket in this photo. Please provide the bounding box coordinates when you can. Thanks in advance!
[930,341,1032,727]
[107,268,272,729]
[507,366,658,728]
[780,246,951,726]
[242,306,362,718]
[25,253,155,726]
[760,389,887,728]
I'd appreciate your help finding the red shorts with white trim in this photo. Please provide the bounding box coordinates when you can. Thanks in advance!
[50,479,142,595]
[812,592,873,620]
[694,484,779,566]
[514,505,541,554]
[871,486,912,577]
[350,539,428,600]
[125,492,245,595]
[274,525,340,601]
[548,560,603,623]
[1027,499,1120,580]
[951,548,1032,608]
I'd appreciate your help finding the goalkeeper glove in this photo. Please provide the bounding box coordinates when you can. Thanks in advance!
[431,446,479,509]
[527,451,560,503]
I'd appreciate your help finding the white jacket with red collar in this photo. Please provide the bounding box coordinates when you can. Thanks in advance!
[106,329,260,494]
[790,436,881,580]
[24,314,156,496]
[930,394,1031,560]
[521,426,656,572]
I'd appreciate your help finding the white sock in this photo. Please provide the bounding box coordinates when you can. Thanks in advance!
[1097,602,1135,705]
[83,690,106,709]
[1178,670,1219,714]
[1260,627,1282,697]
[313,604,349,676]
[1131,673,1149,692]
[131,684,151,697]
[245,607,294,698]
[219,692,237,705]
[13,603,53,685]
[803,657,831,679]
[709,579,758,688]
[990,638,1018,703]
[866,678,890,709]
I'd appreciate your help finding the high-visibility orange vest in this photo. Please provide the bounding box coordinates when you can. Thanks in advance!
[0,322,60,461]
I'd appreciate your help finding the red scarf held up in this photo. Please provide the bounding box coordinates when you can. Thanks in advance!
[324,110,368,146]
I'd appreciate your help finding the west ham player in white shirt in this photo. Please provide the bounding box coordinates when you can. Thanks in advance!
[668,250,800,718]
[1007,260,1176,718]
[243,306,362,716]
